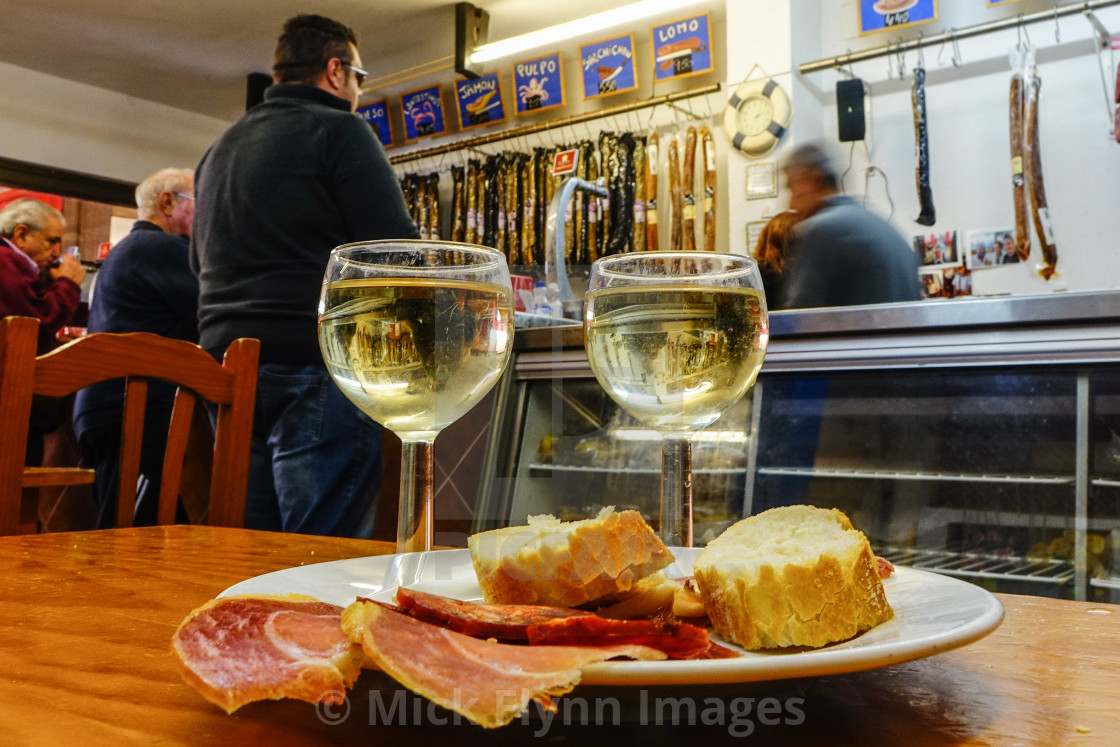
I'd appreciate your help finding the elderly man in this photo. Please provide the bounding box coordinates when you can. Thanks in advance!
[779,141,920,309]
[191,15,418,538]
[73,168,199,527]
[0,198,85,465]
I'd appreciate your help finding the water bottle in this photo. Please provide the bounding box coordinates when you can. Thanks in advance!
[532,281,550,316]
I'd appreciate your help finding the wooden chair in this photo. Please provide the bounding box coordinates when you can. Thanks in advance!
[0,316,259,535]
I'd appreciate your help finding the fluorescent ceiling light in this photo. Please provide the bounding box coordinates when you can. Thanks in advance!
[469,0,706,64]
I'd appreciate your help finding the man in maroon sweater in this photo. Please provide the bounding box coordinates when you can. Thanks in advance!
[0,197,85,464]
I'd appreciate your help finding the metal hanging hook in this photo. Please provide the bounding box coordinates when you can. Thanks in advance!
[916,32,926,69]
[896,40,907,79]
[1054,6,1061,43]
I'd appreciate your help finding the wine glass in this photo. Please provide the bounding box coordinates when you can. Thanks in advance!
[583,252,769,547]
[318,240,514,553]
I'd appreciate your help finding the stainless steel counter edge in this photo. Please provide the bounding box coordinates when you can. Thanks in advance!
[766,290,1120,337]
[513,291,1120,373]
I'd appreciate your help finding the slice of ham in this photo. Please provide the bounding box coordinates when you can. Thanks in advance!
[877,556,895,579]
[342,599,665,729]
[172,594,364,714]
[396,586,593,640]
[527,616,710,659]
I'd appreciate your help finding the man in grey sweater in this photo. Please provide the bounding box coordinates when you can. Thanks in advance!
[779,141,920,310]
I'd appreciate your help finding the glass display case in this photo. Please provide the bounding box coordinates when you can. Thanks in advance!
[475,292,1120,602]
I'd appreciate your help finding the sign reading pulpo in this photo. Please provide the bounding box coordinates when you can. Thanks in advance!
[400,85,446,142]
[651,13,714,82]
[455,72,507,130]
[512,52,565,115]
[356,99,393,147]
[580,34,637,100]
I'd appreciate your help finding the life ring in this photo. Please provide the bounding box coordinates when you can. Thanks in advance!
[722,75,793,158]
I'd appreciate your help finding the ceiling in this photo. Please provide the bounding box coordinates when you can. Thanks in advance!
[0,0,649,124]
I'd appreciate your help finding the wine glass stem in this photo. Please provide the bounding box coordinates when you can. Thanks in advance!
[397,439,434,553]
[661,434,693,547]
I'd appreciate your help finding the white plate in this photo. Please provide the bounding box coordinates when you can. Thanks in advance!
[220,548,1004,685]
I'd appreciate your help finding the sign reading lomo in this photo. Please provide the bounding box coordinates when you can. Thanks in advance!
[651,12,714,82]
[400,85,446,142]
[356,99,393,147]
[580,33,638,100]
[512,52,565,115]
[455,72,507,130]
[859,0,937,34]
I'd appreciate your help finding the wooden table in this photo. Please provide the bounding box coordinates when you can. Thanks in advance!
[1,526,1117,745]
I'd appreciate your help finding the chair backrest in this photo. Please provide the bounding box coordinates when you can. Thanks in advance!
[0,315,259,534]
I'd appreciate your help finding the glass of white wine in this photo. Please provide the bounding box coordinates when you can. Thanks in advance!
[584,252,769,547]
[318,240,514,553]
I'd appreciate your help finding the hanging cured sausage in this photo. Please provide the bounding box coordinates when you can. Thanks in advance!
[667,135,683,252]
[1009,71,1030,262]
[451,166,466,243]
[911,67,936,226]
[1025,69,1058,279]
[682,126,698,252]
[700,126,716,252]
[645,132,660,252]
[632,136,646,252]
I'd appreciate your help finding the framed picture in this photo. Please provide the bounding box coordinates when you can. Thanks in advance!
[650,12,714,83]
[911,230,960,268]
[987,0,1023,5]
[454,72,507,131]
[356,99,393,148]
[746,162,778,200]
[965,228,1019,270]
[400,85,446,142]
[859,0,937,35]
[580,33,638,100]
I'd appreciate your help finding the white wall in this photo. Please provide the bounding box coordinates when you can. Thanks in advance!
[0,60,229,184]
[726,0,1120,299]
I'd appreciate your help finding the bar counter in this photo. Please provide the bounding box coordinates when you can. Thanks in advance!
[2,525,1117,744]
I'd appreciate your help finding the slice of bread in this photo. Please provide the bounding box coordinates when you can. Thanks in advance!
[693,505,893,650]
[468,507,675,608]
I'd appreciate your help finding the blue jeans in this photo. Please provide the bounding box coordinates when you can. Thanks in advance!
[245,364,384,538]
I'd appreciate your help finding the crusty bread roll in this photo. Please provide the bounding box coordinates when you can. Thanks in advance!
[468,507,674,608]
[693,505,893,650]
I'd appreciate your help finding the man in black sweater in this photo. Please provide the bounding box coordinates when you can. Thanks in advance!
[190,14,418,537]
[74,167,198,527]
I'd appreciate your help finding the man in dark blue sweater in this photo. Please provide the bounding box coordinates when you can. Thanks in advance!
[73,167,198,526]
[190,14,418,538]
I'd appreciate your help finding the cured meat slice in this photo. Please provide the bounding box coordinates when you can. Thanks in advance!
[342,599,665,729]
[172,594,364,714]
[527,616,710,659]
[396,586,593,639]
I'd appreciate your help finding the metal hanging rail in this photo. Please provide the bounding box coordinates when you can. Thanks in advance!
[389,83,721,165]
[799,0,1120,74]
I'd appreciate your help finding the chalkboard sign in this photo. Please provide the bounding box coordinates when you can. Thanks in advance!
[455,71,507,130]
[356,99,392,147]
[512,52,565,115]
[580,33,637,100]
[400,85,446,142]
[859,0,937,35]
[651,13,714,82]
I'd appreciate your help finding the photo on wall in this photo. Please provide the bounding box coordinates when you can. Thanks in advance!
[965,228,1020,269]
[912,230,960,268]
[920,265,971,299]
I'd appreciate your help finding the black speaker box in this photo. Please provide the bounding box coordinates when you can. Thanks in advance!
[836,78,866,142]
[246,72,272,111]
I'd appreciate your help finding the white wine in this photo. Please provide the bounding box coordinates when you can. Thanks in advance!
[319,277,513,440]
[585,285,767,432]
